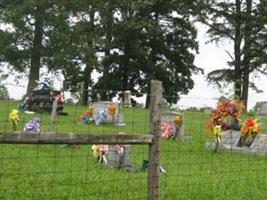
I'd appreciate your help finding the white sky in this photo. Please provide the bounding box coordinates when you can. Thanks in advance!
[4,24,267,110]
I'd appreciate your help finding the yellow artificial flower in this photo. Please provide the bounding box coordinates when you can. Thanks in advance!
[91,145,100,157]
[9,109,19,124]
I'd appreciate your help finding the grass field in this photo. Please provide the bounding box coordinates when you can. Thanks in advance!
[1,100,267,199]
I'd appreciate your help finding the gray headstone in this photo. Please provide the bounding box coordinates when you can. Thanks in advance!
[161,112,185,140]
[250,134,267,153]
[255,101,267,116]
[92,101,123,124]
[220,130,241,148]
[207,130,267,155]
[108,145,132,168]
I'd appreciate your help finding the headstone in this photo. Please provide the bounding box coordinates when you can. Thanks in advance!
[250,134,267,154]
[108,145,132,168]
[220,130,240,148]
[207,130,267,155]
[92,101,124,125]
[256,101,267,116]
[123,90,132,107]
[161,112,189,140]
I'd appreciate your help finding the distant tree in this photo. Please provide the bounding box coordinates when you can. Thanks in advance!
[205,0,267,110]
[93,1,204,107]
[0,0,69,94]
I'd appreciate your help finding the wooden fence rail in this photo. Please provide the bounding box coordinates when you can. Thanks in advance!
[0,132,154,144]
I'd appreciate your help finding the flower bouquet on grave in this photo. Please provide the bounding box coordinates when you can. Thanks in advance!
[238,118,260,147]
[207,100,244,133]
[207,100,244,152]
[80,105,94,124]
[108,103,116,124]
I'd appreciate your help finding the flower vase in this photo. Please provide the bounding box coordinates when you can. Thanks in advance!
[239,133,256,147]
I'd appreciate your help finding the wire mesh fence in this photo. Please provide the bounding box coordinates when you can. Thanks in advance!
[0,85,155,200]
[1,81,267,199]
[159,93,267,200]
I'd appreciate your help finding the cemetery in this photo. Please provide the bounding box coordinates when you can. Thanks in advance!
[1,90,267,199]
[1,0,267,198]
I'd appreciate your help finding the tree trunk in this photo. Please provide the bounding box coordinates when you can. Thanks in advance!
[82,8,95,105]
[82,64,91,105]
[234,0,242,99]
[241,0,253,111]
[27,5,44,94]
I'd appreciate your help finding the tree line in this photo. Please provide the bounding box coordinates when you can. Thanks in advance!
[0,0,266,109]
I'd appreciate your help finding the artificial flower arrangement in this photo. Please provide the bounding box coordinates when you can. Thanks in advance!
[239,118,260,147]
[207,100,244,132]
[9,109,20,131]
[207,100,244,149]
[173,115,183,127]
[108,103,116,124]
[80,105,94,124]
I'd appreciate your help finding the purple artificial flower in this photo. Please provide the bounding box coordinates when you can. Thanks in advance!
[24,118,41,133]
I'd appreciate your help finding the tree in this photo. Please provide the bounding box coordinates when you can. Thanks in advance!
[93,1,204,107]
[205,0,267,109]
[60,1,101,105]
[0,0,69,94]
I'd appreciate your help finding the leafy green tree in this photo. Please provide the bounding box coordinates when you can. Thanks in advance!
[0,0,69,94]
[93,1,204,107]
[205,0,267,109]
[60,1,101,105]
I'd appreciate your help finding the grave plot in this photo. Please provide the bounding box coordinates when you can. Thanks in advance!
[208,130,267,155]
[206,100,267,155]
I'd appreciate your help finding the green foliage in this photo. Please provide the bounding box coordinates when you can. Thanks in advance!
[0,0,69,93]
[204,0,267,109]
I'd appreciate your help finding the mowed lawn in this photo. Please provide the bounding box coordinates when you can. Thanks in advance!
[1,100,267,199]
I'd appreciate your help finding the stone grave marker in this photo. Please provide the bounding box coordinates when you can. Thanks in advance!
[255,101,267,116]
[220,130,241,148]
[92,101,125,125]
[123,90,132,107]
[108,145,132,169]
[161,112,190,140]
[249,134,267,154]
[207,130,267,155]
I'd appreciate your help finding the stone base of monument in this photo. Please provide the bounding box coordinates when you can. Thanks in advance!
[206,130,267,155]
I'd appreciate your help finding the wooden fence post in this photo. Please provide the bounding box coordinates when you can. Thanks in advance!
[50,101,58,132]
[148,80,162,200]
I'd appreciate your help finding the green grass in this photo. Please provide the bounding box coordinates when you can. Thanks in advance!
[1,100,267,199]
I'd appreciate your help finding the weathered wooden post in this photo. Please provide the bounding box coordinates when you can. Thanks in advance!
[148,80,162,200]
[50,101,58,132]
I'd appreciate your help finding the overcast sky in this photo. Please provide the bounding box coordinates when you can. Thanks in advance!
[4,24,267,110]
